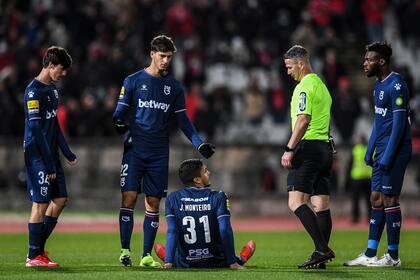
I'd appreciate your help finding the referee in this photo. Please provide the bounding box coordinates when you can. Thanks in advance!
[281,45,335,269]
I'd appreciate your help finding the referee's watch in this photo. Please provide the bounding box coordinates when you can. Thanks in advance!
[284,145,295,152]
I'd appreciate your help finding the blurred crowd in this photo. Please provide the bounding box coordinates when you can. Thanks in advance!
[1,0,419,147]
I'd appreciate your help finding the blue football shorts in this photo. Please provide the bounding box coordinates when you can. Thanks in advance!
[371,145,411,196]
[25,156,67,203]
[120,146,168,198]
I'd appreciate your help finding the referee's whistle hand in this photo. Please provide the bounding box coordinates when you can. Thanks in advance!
[281,152,293,169]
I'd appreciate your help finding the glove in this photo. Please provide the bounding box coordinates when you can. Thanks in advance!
[198,143,215,159]
[114,119,129,134]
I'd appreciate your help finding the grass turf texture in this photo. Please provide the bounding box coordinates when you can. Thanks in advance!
[1,231,419,280]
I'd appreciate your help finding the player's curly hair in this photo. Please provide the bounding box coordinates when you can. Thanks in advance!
[179,159,203,185]
[42,46,72,69]
[366,41,392,64]
[283,45,309,60]
[151,35,177,53]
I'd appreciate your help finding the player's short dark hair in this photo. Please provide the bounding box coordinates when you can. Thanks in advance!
[283,45,309,60]
[365,41,392,64]
[42,46,72,69]
[150,35,177,53]
[179,159,203,185]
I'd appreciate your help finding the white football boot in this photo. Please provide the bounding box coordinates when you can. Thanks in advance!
[343,253,378,266]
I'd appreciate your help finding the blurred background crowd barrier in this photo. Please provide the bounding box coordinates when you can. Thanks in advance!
[1,0,420,217]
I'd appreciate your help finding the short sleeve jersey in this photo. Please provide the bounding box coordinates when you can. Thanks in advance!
[373,72,411,149]
[115,69,186,149]
[165,187,231,268]
[23,79,60,160]
[290,73,332,141]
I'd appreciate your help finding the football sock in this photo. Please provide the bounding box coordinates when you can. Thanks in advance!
[316,209,332,244]
[142,211,159,257]
[119,207,134,249]
[385,204,401,260]
[365,206,385,257]
[294,204,329,252]
[28,222,44,259]
[40,215,58,252]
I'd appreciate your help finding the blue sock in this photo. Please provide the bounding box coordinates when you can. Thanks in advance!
[119,208,134,249]
[28,223,44,259]
[385,204,401,259]
[40,215,58,252]
[365,206,385,257]
[142,211,159,257]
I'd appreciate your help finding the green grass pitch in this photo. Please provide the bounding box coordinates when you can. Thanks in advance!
[1,230,419,280]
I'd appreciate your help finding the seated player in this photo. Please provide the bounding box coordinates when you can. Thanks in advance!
[154,159,255,269]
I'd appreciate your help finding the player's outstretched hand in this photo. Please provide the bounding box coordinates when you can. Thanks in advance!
[113,119,129,134]
[198,143,215,159]
[68,158,78,166]
[229,262,244,270]
[163,263,173,269]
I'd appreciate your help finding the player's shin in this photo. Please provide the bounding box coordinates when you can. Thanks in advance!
[142,211,159,257]
[119,208,134,249]
[365,206,385,257]
[28,222,45,259]
[40,216,58,252]
[385,204,401,259]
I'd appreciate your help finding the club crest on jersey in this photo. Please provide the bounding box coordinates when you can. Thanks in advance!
[394,83,401,91]
[27,100,39,114]
[164,85,171,95]
[298,92,306,112]
[379,91,384,100]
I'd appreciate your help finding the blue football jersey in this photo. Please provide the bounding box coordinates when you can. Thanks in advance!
[114,69,186,150]
[24,79,60,160]
[373,72,411,150]
[165,187,231,268]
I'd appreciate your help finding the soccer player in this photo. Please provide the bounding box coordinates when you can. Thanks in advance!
[113,35,215,267]
[153,158,256,269]
[344,42,411,267]
[281,45,335,269]
[24,46,78,267]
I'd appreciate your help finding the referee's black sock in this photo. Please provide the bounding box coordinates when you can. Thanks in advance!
[316,209,332,244]
[294,204,329,253]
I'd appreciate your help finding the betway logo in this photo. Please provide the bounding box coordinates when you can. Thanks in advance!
[138,99,170,112]
[375,106,387,117]
[46,109,57,119]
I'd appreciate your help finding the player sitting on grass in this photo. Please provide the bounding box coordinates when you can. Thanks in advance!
[154,159,255,269]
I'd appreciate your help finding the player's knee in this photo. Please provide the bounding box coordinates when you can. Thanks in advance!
[370,192,382,207]
[145,196,161,211]
[121,192,137,208]
[55,198,68,209]
[383,195,399,207]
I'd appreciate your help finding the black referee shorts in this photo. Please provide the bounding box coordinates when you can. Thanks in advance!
[287,140,333,195]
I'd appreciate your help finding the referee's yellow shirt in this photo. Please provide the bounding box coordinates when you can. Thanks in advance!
[290,73,332,142]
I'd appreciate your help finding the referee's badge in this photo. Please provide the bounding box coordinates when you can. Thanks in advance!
[298,92,306,112]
